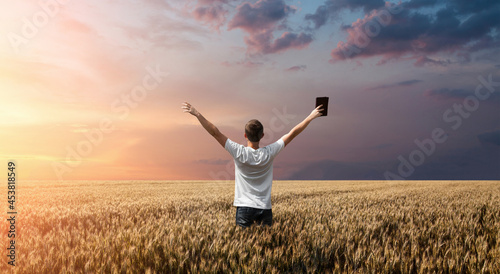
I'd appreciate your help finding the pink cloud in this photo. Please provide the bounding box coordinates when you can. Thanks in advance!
[192,0,232,31]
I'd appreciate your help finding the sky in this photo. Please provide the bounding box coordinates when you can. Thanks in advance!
[1,0,499,181]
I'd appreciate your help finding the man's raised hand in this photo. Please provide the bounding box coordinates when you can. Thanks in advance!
[308,104,324,120]
[182,102,227,147]
[182,102,199,116]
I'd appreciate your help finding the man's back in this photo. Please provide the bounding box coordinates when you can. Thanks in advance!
[225,138,285,209]
[182,102,324,227]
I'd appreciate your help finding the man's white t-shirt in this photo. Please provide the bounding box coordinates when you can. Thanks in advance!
[224,138,285,209]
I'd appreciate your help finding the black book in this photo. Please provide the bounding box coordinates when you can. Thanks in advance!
[315,97,329,117]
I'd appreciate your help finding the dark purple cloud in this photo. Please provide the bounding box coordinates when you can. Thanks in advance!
[368,79,422,91]
[285,65,307,72]
[426,88,471,99]
[330,1,500,65]
[288,160,384,180]
[228,0,295,33]
[287,145,500,180]
[268,32,313,53]
[478,130,500,147]
[448,0,500,14]
[305,0,385,29]
[228,0,313,54]
[191,0,500,60]
[242,30,313,54]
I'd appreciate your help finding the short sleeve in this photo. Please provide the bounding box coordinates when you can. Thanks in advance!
[266,138,285,158]
[225,138,243,159]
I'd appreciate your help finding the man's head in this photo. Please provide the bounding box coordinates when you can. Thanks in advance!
[245,119,264,142]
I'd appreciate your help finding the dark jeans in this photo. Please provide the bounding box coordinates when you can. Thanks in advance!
[235,207,273,228]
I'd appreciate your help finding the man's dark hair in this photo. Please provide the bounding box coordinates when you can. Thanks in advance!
[245,119,264,142]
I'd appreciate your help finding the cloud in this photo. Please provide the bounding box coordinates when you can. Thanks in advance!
[367,79,422,91]
[228,0,313,55]
[414,56,450,67]
[244,31,313,54]
[288,160,384,180]
[228,0,295,33]
[425,88,472,99]
[329,1,500,65]
[193,5,228,30]
[410,146,500,180]
[425,88,500,101]
[305,0,385,29]
[288,145,500,180]
[477,130,500,147]
[191,0,236,30]
[448,0,500,14]
[285,65,307,72]
[404,0,438,9]
[304,5,329,30]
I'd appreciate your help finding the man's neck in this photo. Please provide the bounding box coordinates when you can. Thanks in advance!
[247,141,260,150]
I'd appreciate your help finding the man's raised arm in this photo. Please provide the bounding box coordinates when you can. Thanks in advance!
[281,105,323,147]
[182,102,228,147]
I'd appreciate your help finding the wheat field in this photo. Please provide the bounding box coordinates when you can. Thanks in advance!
[1,180,499,273]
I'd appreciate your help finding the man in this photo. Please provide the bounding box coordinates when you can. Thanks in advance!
[182,102,323,228]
